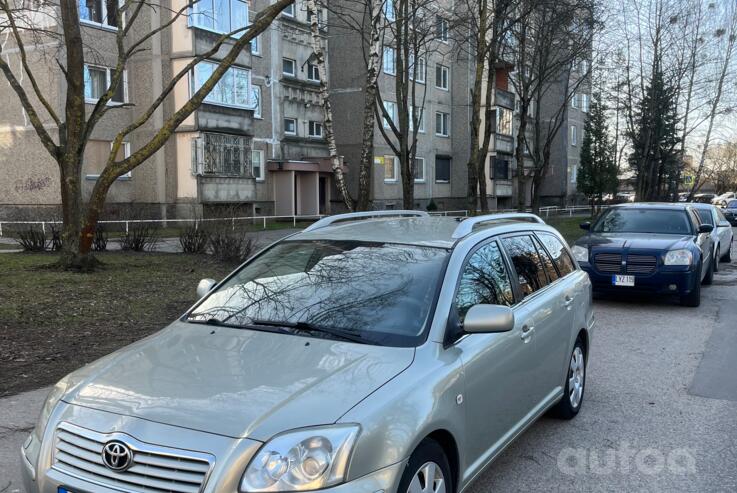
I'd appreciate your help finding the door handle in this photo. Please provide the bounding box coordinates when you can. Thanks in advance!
[521,324,535,343]
[564,295,574,309]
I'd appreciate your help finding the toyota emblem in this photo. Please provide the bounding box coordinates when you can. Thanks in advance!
[101,440,133,472]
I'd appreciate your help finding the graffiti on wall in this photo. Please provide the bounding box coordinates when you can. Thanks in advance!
[14,176,52,193]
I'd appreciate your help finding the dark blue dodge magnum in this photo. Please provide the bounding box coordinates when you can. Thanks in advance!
[573,203,715,307]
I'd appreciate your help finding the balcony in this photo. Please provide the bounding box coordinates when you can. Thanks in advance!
[191,133,256,202]
[494,133,515,154]
[495,89,515,109]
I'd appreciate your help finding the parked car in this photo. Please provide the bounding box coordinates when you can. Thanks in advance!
[690,202,733,265]
[678,192,690,202]
[694,193,717,204]
[712,191,737,208]
[22,211,594,493]
[573,203,715,307]
[724,199,737,226]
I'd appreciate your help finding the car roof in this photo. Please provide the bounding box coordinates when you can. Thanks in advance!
[608,202,694,211]
[688,202,716,210]
[290,215,553,249]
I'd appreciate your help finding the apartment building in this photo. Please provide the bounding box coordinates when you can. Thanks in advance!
[0,0,337,221]
[329,0,472,211]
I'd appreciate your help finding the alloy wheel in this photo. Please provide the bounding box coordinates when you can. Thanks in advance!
[568,346,585,409]
[407,461,446,493]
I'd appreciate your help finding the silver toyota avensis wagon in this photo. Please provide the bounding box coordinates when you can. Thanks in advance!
[22,211,594,493]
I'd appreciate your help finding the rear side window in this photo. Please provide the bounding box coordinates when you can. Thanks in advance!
[500,235,549,298]
[696,209,714,226]
[537,233,576,277]
[533,236,559,282]
[455,241,514,320]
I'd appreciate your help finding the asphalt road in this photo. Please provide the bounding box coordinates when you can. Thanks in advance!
[2,251,736,492]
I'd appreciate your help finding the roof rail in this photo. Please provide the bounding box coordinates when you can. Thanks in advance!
[303,210,430,233]
[451,213,546,239]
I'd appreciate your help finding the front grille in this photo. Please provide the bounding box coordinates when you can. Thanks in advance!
[52,422,212,493]
[626,254,658,274]
[594,253,622,273]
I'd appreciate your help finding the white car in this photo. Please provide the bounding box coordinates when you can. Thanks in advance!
[712,192,737,208]
[692,203,734,265]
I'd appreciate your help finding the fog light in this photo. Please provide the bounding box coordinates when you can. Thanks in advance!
[668,284,677,291]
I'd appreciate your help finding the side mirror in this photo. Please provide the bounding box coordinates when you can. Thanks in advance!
[463,305,515,334]
[698,224,714,234]
[196,278,217,299]
[580,222,591,230]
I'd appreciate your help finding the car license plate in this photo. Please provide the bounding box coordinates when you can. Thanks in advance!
[612,274,635,287]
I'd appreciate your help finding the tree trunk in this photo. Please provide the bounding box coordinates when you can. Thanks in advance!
[58,155,93,269]
[306,0,353,211]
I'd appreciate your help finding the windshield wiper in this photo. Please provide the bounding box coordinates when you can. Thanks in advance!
[250,319,369,345]
[186,318,245,328]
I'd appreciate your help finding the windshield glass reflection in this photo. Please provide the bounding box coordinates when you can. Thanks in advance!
[188,240,449,346]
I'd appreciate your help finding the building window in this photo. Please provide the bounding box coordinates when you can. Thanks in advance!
[193,61,252,109]
[252,149,265,181]
[282,2,295,17]
[436,15,449,42]
[308,121,323,138]
[192,133,252,176]
[435,64,449,90]
[409,54,426,83]
[579,59,588,74]
[383,47,396,75]
[570,125,577,146]
[190,0,248,36]
[581,94,589,113]
[410,106,425,132]
[414,157,425,182]
[383,100,396,128]
[383,0,395,21]
[493,157,509,180]
[570,163,578,183]
[284,118,297,135]
[435,111,450,137]
[282,58,297,77]
[435,155,451,183]
[85,140,131,179]
[251,85,262,118]
[307,63,320,82]
[79,0,121,28]
[84,65,127,103]
[383,155,398,182]
[571,93,578,109]
[251,35,260,55]
[496,107,513,136]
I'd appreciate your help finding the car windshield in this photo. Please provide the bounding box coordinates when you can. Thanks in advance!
[728,200,737,209]
[696,209,714,226]
[592,208,692,235]
[187,240,449,346]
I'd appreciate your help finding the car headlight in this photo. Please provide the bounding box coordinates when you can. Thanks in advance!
[571,245,589,263]
[240,425,360,492]
[34,378,69,440]
[664,249,692,266]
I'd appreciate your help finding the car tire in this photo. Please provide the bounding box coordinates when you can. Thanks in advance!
[549,338,586,420]
[398,439,454,493]
[713,246,719,272]
[703,254,715,285]
[681,268,702,307]
[721,243,732,263]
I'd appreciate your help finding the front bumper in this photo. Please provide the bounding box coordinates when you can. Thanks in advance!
[21,402,405,493]
[580,263,700,296]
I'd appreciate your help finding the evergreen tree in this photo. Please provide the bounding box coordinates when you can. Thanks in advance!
[627,62,681,201]
[577,93,618,207]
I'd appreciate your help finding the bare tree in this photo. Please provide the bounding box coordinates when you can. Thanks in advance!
[0,0,294,268]
[509,0,596,212]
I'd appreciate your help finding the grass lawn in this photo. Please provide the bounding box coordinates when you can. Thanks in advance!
[0,252,237,397]
[545,214,591,245]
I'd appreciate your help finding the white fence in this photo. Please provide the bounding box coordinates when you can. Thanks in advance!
[0,206,598,237]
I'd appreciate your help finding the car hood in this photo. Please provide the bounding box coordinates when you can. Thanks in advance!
[575,232,694,251]
[61,321,414,441]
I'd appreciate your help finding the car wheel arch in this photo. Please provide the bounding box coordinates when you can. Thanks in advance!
[423,429,460,492]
